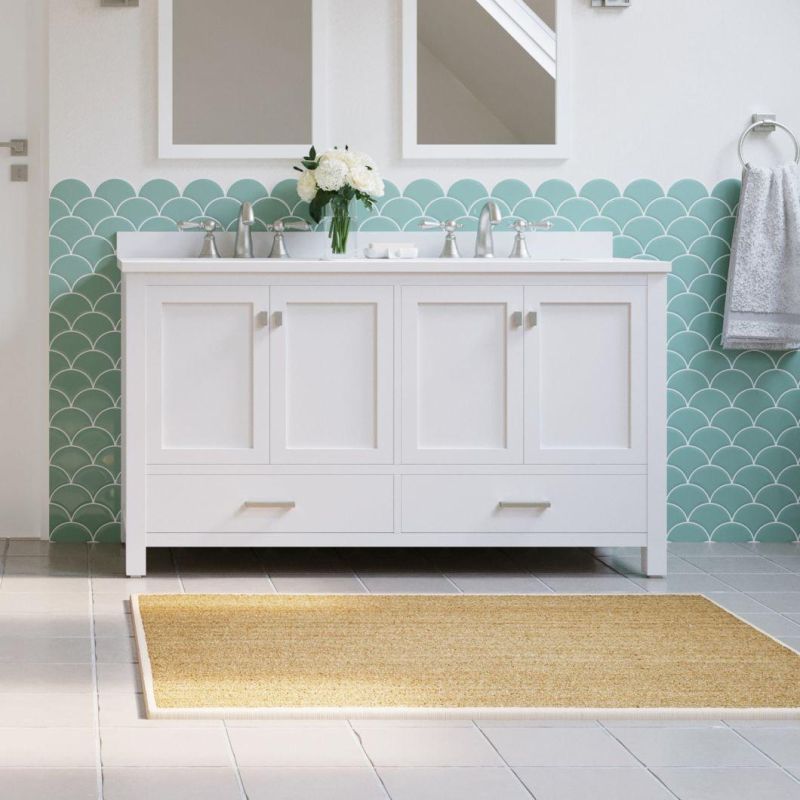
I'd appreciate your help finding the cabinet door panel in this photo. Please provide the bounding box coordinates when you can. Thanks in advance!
[402,286,523,463]
[146,286,269,464]
[270,286,393,463]
[524,286,646,464]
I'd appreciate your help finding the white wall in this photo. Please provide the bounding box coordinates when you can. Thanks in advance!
[49,0,800,188]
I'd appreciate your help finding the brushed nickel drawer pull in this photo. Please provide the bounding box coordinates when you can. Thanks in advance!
[243,500,296,509]
[497,501,551,510]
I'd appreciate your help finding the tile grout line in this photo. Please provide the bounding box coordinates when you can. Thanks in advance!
[597,721,682,800]
[345,720,393,799]
[222,721,251,800]
[722,720,800,787]
[88,545,105,800]
[470,721,538,799]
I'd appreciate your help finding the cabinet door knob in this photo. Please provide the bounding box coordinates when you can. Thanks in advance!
[271,311,283,328]
[256,311,270,328]
[510,311,523,328]
[497,501,551,510]
[526,311,538,328]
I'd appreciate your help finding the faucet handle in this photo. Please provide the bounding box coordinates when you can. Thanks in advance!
[267,219,312,233]
[177,218,221,233]
[419,219,462,233]
[511,218,553,233]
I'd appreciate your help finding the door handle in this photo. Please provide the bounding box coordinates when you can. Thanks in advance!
[0,139,28,156]
[243,500,296,509]
[497,501,551,510]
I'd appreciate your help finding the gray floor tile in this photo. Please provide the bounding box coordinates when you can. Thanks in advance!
[269,574,366,594]
[607,727,773,767]
[739,543,800,557]
[443,572,551,593]
[240,767,388,800]
[0,692,96,727]
[747,594,800,613]
[0,663,93,693]
[654,767,800,800]
[771,557,800,572]
[516,766,674,800]
[630,573,732,593]
[101,728,233,767]
[684,556,789,573]
[707,593,772,613]
[95,636,137,663]
[481,727,638,767]
[179,575,275,593]
[717,574,800,593]
[0,728,96,767]
[0,768,98,800]
[228,727,369,767]
[668,543,754,556]
[736,729,800,767]
[379,766,531,800]
[0,636,91,663]
[356,572,459,594]
[103,768,242,800]
[539,576,644,594]
[736,613,800,638]
[356,726,503,767]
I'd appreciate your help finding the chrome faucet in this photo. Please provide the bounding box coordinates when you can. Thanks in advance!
[234,201,255,258]
[474,200,502,257]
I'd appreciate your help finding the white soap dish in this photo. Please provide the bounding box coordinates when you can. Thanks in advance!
[364,243,419,259]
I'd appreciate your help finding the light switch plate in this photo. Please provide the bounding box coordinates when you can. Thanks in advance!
[10,164,28,182]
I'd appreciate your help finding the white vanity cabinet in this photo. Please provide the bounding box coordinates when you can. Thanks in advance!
[121,257,669,577]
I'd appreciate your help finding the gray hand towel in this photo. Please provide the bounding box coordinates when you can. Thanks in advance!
[722,163,800,350]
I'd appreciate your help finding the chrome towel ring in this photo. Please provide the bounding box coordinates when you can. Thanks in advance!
[738,117,800,168]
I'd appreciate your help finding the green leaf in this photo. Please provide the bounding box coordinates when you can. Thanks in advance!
[309,145,317,160]
[308,189,335,224]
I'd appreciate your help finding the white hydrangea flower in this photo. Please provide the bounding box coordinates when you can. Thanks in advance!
[314,151,349,191]
[296,169,318,202]
[347,164,375,194]
[366,169,385,198]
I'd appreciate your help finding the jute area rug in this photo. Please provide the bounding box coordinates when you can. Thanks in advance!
[131,593,800,720]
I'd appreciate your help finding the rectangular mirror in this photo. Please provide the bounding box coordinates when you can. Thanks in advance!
[158,0,326,158]
[402,0,570,159]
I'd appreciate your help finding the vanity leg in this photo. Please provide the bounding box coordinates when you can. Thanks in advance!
[125,540,146,578]
[641,544,667,577]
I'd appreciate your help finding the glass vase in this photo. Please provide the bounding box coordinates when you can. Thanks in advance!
[325,198,358,258]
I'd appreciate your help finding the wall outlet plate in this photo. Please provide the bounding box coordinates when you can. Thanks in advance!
[10,164,28,182]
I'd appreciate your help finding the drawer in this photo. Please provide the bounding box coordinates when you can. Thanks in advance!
[401,475,647,533]
[147,475,394,533]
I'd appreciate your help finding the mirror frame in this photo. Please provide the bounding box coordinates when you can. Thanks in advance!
[402,0,570,159]
[158,0,327,159]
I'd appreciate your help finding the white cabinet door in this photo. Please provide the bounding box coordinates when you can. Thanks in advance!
[402,286,524,464]
[524,286,647,464]
[270,286,394,464]
[146,285,270,464]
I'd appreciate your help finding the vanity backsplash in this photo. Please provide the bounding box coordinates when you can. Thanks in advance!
[49,176,800,543]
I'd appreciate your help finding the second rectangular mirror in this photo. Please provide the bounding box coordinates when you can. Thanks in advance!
[403,0,570,159]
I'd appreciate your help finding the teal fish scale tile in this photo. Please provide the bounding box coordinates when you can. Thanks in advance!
[49,177,800,543]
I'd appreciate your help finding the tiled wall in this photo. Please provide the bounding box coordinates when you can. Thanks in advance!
[49,176,800,543]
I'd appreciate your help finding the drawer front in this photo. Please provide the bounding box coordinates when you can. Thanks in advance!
[147,475,394,533]
[402,475,646,533]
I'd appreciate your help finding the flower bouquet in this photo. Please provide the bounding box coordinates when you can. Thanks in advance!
[294,146,385,256]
